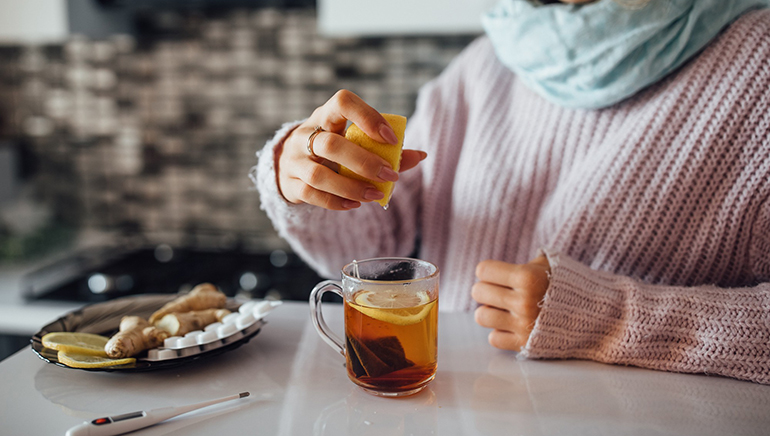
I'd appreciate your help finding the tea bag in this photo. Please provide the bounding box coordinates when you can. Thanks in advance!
[347,336,414,378]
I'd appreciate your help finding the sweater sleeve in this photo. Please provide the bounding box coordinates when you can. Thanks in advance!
[251,120,422,279]
[250,37,487,279]
[523,248,770,385]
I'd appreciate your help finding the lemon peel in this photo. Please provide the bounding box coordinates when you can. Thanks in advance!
[42,332,110,357]
[57,351,136,369]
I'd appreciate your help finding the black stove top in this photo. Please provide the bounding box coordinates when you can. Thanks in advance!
[23,246,326,304]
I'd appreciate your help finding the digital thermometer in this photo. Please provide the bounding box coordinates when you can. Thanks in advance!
[65,392,250,436]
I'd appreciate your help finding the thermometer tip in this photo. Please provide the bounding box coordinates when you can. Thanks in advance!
[239,392,250,398]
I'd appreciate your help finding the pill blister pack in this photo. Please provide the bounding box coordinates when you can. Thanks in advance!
[143,300,281,362]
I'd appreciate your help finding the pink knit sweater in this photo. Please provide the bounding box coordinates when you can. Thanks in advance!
[254,10,770,384]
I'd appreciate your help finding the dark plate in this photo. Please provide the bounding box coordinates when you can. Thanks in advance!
[30,294,263,372]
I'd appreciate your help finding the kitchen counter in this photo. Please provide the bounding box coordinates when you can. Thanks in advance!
[2,301,769,436]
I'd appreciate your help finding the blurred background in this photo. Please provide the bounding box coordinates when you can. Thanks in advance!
[0,0,491,257]
[0,0,491,359]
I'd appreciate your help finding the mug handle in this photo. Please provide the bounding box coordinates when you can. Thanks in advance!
[309,280,345,356]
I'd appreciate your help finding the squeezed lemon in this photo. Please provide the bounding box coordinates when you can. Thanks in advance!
[42,332,109,357]
[57,351,136,369]
[339,113,406,208]
[352,289,435,326]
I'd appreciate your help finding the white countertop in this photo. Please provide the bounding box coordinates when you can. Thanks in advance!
[2,301,769,436]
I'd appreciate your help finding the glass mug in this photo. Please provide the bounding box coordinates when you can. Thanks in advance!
[310,258,439,397]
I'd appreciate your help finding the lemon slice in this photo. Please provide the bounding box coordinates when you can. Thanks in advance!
[57,351,136,369]
[42,332,110,357]
[352,289,435,326]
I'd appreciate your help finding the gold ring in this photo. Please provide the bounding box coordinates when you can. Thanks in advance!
[307,125,324,158]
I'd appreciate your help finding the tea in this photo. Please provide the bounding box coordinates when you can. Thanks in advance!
[310,257,440,397]
[344,288,438,395]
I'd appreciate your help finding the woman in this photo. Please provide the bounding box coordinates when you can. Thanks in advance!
[252,0,770,384]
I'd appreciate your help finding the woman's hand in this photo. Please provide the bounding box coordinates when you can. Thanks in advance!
[472,254,551,351]
[276,89,427,211]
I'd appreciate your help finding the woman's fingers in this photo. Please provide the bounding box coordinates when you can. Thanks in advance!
[472,256,552,351]
[281,176,362,211]
[315,90,398,144]
[277,90,428,210]
[400,150,428,172]
[472,280,543,321]
[474,304,532,351]
[476,257,550,291]
[487,329,527,351]
[471,281,513,310]
[476,260,521,287]
[474,304,516,330]
[291,159,388,204]
[475,304,532,333]
[309,130,398,183]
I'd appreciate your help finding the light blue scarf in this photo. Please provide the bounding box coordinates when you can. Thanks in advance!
[482,0,769,109]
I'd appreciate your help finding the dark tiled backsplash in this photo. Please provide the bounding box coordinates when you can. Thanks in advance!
[0,8,474,250]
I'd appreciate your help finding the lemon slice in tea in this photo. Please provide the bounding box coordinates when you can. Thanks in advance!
[57,351,136,369]
[353,289,435,326]
[42,332,109,357]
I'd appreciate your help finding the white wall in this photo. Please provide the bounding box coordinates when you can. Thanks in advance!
[318,0,498,37]
[0,0,68,44]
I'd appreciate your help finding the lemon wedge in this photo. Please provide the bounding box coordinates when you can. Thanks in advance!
[352,289,435,326]
[42,332,110,357]
[339,113,406,208]
[57,351,136,369]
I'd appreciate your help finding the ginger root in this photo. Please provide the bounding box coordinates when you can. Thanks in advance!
[155,308,231,336]
[105,316,169,358]
[148,283,227,324]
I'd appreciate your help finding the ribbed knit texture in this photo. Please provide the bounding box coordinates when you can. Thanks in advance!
[254,10,770,384]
